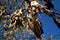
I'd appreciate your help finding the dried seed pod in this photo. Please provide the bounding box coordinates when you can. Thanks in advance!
[28,13,43,38]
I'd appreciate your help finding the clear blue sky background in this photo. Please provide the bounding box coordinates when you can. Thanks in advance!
[40,0,60,40]
[0,0,60,40]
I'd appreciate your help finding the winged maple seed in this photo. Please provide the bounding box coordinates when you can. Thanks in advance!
[0,0,60,40]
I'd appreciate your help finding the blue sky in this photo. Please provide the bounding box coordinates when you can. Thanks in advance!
[40,0,60,40]
[0,0,60,40]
